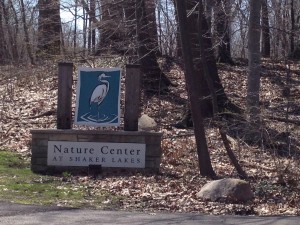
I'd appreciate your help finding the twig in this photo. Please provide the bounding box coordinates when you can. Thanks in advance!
[27,110,56,119]
[267,116,300,126]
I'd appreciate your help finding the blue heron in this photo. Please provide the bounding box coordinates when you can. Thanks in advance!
[90,73,110,120]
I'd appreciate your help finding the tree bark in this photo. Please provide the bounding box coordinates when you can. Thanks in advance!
[214,0,234,64]
[261,0,271,58]
[186,0,212,117]
[144,0,160,56]
[136,0,173,94]
[124,0,138,59]
[290,0,295,57]
[20,0,35,64]
[175,0,216,178]
[1,0,18,61]
[247,0,262,124]
[199,1,247,179]
[198,1,237,113]
[8,0,19,60]
[96,0,124,54]
[90,0,96,54]
[0,0,4,64]
[37,0,61,55]
[176,0,240,128]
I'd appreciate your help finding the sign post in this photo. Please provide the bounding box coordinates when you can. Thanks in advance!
[124,64,141,131]
[57,62,73,129]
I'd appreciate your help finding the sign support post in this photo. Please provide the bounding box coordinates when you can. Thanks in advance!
[124,64,141,131]
[57,62,73,129]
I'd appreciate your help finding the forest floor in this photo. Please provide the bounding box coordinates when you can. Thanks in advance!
[0,57,299,216]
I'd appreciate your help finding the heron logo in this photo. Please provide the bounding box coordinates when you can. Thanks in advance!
[75,67,121,126]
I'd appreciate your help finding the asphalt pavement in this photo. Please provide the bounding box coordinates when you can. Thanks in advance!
[0,201,299,225]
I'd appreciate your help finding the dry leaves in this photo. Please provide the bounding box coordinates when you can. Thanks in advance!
[0,58,300,215]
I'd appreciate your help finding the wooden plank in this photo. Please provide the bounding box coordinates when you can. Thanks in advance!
[57,62,73,129]
[124,64,141,131]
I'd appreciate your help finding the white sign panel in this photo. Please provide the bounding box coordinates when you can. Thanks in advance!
[47,141,146,168]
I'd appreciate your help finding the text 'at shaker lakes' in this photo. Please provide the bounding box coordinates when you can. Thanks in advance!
[47,141,146,168]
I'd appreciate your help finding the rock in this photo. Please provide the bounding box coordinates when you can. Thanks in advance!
[138,114,157,131]
[196,178,254,203]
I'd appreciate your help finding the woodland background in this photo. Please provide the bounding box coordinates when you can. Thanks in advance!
[0,0,300,215]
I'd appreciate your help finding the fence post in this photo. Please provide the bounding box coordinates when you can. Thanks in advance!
[124,64,141,131]
[57,62,73,129]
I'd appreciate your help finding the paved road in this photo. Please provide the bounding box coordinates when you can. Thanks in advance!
[0,202,299,225]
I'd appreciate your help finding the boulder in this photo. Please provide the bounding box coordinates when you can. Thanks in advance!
[138,114,157,131]
[197,178,254,203]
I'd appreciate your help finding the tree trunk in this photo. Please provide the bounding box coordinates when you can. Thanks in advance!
[96,0,124,54]
[175,0,216,178]
[0,0,4,64]
[173,1,182,57]
[290,0,295,57]
[214,0,234,64]
[8,0,19,61]
[247,0,262,124]
[20,0,35,64]
[90,0,96,54]
[37,0,61,55]
[1,0,18,61]
[123,0,137,59]
[176,0,240,128]
[199,0,247,180]
[82,8,86,53]
[73,0,78,55]
[261,0,271,58]
[199,2,237,113]
[136,0,173,94]
[204,0,213,29]
[186,0,212,117]
[144,0,160,56]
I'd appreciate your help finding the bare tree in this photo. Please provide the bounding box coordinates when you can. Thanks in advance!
[1,0,19,61]
[20,0,35,64]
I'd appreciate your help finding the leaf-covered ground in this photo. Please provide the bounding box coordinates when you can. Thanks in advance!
[0,58,299,215]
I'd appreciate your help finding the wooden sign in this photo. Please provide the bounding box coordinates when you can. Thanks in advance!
[75,67,121,126]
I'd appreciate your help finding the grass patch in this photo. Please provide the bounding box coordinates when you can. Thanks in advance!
[0,150,124,208]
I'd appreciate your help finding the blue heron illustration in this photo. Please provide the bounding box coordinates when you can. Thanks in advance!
[90,73,110,120]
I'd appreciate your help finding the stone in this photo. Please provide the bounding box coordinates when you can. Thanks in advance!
[138,114,157,131]
[196,178,254,203]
